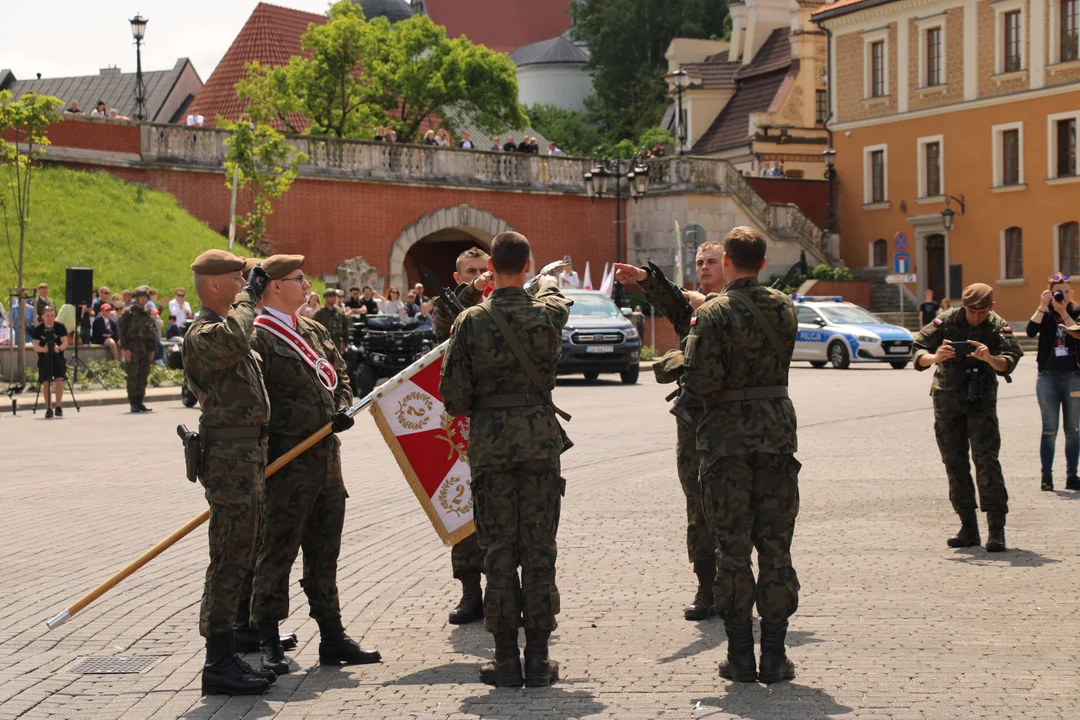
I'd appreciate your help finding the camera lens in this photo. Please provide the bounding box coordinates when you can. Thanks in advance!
[1054,291,1065,303]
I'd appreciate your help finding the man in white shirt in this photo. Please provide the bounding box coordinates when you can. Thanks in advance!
[558,257,580,288]
[169,288,194,327]
[186,113,205,127]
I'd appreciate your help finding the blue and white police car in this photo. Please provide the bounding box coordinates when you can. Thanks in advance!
[792,296,914,369]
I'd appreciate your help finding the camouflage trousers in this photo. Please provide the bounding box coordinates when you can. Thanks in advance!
[126,349,152,402]
[199,450,264,638]
[676,416,716,564]
[251,438,346,625]
[472,462,563,633]
[700,453,800,625]
[451,533,484,578]
[933,399,1009,514]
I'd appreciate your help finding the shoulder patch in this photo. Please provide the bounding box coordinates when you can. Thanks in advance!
[1003,325,1012,333]
[690,316,698,326]
[933,317,943,325]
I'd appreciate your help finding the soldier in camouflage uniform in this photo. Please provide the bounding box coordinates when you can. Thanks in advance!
[312,288,350,353]
[681,227,800,684]
[440,232,572,688]
[249,255,381,676]
[613,243,725,621]
[432,246,489,625]
[913,283,1023,553]
[118,286,159,413]
[183,249,275,695]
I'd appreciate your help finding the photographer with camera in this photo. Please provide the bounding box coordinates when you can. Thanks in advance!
[913,284,1023,552]
[32,305,69,419]
[1026,274,1080,491]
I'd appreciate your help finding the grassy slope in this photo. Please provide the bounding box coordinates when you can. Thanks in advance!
[1,167,252,311]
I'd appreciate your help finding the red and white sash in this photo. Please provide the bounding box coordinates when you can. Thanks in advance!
[254,313,338,393]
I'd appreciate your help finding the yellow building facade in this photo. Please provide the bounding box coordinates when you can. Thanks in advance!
[815,0,1080,320]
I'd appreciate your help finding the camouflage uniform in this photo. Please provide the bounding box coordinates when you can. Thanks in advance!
[913,308,1023,516]
[681,277,800,626]
[313,304,349,353]
[433,282,485,577]
[182,287,270,638]
[118,302,158,405]
[639,270,716,565]
[439,277,572,633]
[250,315,353,625]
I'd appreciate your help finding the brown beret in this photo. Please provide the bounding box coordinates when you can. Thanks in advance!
[191,249,246,275]
[262,254,305,280]
[962,283,994,310]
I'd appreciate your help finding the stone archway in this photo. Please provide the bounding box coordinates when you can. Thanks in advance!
[388,204,518,291]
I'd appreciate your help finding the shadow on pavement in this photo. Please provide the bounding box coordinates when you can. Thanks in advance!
[386,660,479,685]
[946,547,1061,567]
[460,686,607,720]
[658,619,725,664]
[694,682,853,719]
[1053,489,1080,501]
[448,622,494,657]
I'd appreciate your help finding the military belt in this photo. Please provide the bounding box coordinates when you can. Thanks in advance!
[713,386,789,403]
[473,392,551,409]
[199,424,268,442]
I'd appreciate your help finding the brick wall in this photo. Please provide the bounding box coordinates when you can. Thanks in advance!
[977,0,1030,98]
[641,316,681,353]
[43,118,142,154]
[746,177,830,229]
[907,8,966,112]
[836,26,899,123]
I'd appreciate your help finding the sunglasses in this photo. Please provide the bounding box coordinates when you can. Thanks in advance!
[1050,275,1071,282]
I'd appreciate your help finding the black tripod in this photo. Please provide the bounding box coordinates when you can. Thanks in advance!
[70,328,109,392]
[33,333,80,416]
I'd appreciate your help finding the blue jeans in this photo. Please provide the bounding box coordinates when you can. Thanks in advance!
[1036,370,1080,476]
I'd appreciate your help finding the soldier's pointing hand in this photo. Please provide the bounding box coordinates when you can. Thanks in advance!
[683,290,707,310]
[613,263,646,284]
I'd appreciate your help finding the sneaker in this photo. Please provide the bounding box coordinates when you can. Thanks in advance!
[44,408,53,419]
[1067,475,1080,491]
[54,407,63,418]
[1041,475,1054,492]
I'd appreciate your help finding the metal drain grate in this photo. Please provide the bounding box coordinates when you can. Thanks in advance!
[70,655,165,675]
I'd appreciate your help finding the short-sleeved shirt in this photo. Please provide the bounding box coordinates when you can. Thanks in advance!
[32,322,68,355]
[918,301,940,325]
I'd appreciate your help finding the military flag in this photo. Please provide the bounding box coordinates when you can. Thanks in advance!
[369,344,475,545]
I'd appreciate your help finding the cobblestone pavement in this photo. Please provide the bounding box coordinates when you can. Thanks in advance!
[2,363,1078,720]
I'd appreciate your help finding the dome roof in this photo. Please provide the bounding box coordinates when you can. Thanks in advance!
[355,0,413,22]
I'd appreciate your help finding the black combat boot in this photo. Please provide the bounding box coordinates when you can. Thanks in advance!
[684,557,716,621]
[1042,474,1054,491]
[234,606,298,653]
[718,621,757,682]
[201,632,272,696]
[758,621,797,684]
[259,621,291,675]
[1066,475,1080,490]
[448,571,484,625]
[317,616,381,665]
[480,631,524,687]
[985,512,1007,552]
[946,509,981,548]
[137,395,153,412]
[523,629,559,687]
[129,403,142,414]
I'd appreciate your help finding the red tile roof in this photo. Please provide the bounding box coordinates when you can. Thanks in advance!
[426,0,573,53]
[187,3,326,128]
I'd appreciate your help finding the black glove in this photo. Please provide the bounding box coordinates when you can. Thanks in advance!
[331,410,355,434]
[244,264,271,301]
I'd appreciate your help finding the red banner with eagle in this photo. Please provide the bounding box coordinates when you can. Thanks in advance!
[369,347,475,546]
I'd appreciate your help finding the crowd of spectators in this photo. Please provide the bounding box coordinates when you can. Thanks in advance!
[369,124,566,156]
[339,283,434,328]
[64,100,130,121]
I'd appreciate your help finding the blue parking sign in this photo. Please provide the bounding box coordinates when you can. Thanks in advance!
[893,252,910,274]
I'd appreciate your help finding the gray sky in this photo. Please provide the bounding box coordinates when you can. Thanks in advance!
[2,1,335,82]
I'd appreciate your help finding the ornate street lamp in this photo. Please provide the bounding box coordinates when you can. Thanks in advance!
[822,146,837,232]
[130,13,149,121]
[941,194,965,231]
[582,152,652,305]
[672,68,689,154]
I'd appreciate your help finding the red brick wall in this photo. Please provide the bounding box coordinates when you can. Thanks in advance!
[803,280,871,308]
[746,177,830,230]
[37,118,142,154]
[641,316,680,353]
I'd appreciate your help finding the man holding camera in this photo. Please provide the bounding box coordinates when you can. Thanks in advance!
[913,283,1023,552]
[33,305,68,419]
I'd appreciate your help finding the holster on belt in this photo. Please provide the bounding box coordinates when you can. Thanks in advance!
[176,424,202,483]
[669,387,701,426]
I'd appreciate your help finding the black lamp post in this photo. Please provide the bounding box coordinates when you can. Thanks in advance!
[584,152,651,306]
[822,146,837,232]
[672,68,688,154]
[130,13,149,121]
[940,194,965,231]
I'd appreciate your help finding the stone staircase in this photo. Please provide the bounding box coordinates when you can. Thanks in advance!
[850,268,919,314]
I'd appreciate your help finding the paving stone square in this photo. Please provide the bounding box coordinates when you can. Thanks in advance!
[1,363,1078,719]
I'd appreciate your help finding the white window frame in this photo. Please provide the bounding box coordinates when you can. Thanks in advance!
[916,14,948,88]
[863,143,889,205]
[862,28,891,99]
[1054,220,1080,275]
[992,121,1025,188]
[917,135,945,198]
[998,226,1025,283]
[868,238,889,267]
[1050,0,1080,64]
[993,0,1027,75]
[1047,110,1080,179]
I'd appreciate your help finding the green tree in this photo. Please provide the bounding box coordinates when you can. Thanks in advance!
[571,0,729,142]
[221,120,308,251]
[0,90,63,382]
[526,103,603,156]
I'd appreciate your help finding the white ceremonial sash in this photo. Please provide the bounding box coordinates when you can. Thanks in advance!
[254,314,338,393]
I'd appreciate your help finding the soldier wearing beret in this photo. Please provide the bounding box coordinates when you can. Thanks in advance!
[118,285,159,412]
[312,287,350,354]
[183,249,276,695]
[248,255,381,675]
[679,227,801,684]
[913,283,1023,552]
[613,242,725,622]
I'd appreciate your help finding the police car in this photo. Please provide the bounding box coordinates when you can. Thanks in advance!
[792,296,914,369]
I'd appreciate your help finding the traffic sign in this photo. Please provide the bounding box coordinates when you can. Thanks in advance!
[894,232,908,252]
[885,273,917,284]
[893,252,910,274]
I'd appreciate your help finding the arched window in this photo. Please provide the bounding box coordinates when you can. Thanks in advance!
[1004,227,1023,279]
[872,238,887,267]
[1060,222,1080,275]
